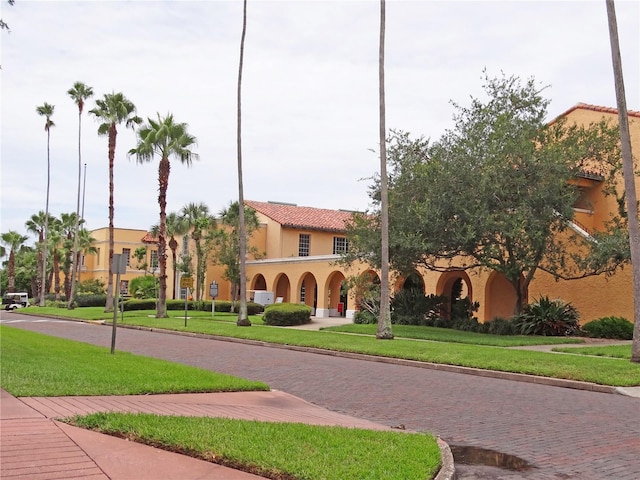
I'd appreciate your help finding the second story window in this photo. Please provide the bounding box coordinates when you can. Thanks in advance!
[333,236,349,254]
[150,250,159,271]
[122,248,131,266]
[299,234,310,257]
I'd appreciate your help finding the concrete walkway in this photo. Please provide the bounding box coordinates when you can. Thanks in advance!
[1,388,454,480]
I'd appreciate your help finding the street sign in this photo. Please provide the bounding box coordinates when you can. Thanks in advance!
[209,281,218,298]
[180,276,194,289]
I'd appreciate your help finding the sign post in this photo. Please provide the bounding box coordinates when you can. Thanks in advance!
[209,281,218,318]
[110,254,127,354]
[180,275,194,326]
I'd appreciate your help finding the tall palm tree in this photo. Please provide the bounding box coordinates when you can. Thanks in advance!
[235,0,250,326]
[377,0,393,339]
[67,81,93,309]
[1,231,29,293]
[25,211,49,299]
[35,102,55,306]
[59,212,79,300]
[606,0,640,363]
[180,202,215,302]
[129,114,198,318]
[89,92,141,312]
[46,217,63,301]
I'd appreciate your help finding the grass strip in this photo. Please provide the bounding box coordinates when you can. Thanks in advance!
[13,308,640,386]
[324,323,585,346]
[0,326,268,396]
[69,412,441,480]
[553,344,632,359]
[113,316,640,386]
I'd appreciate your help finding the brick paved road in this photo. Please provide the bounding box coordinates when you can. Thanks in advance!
[3,315,639,479]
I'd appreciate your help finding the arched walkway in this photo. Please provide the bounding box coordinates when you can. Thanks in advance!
[436,270,472,321]
[325,271,347,317]
[484,271,522,320]
[297,272,318,314]
[273,273,291,303]
[251,274,267,291]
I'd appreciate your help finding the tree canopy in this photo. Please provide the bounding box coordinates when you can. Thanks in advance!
[345,73,630,315]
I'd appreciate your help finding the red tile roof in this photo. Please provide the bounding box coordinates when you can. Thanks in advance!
[553,102,640,121]
[141,232,158,243]
[245,200,356,233]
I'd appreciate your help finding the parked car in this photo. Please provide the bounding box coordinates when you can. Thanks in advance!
[2,293,30,310]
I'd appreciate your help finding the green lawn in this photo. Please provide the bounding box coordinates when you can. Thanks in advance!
[553,344,632,359]
[0,326,268,396]
[70,413,441,480]
[324,323,585,346]
[1,321,443,480]
[14,307,640,387]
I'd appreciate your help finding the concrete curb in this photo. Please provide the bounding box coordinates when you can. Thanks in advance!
[435,437,457,480]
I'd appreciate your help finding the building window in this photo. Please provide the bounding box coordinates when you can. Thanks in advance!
[96,248,100,265]
[150,250,159,271]
[182,234,189,254]
[333,237,349,255]
[120,280,129,296]
[300,284,306,303]
[298,234,310,257]
[122,248,131,266]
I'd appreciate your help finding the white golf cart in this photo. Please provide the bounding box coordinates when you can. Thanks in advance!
[3,293,30,310]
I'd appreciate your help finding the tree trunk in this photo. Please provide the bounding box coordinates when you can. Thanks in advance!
[236,0,250,326]
[377,0,393,339]
[606,0,640,363]
[105,124,117,312]
[69,108,83,309]
[39,129,51,307]
[169,237,178,300]
[156,157,170,318]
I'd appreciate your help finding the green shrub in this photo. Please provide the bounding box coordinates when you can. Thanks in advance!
[76,279,106,295]
[123,299,157,311]
[581,316,633,340]
[513,296,580,336]
[74,294,107,307]
[129,275,158,299]
[354,310,378,324]
[484,317,517,335]
[391,291,446,326]
[263,303,312,326]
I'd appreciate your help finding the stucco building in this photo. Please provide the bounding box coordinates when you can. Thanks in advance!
[81,103,637,324]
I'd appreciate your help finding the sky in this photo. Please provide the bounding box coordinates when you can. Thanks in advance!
[1,0,639,245]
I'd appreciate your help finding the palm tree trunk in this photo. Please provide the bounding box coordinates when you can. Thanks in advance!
[156,157,170,318]
[606,0,640,363]
[69,109,83,309]
[377,0,393,339]
[236,0,250,326]
[105,125,117,312]
[39,129,51,306]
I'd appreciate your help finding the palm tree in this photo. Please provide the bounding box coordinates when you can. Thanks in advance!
[46,217,63,301]
[59,212,79,300]
[89,92,141,312]
[67,81,93,309]
[35,102,55,306]
[151,213,188,299]
[180,202,215,302]
[25,211,50,299]
[376,0,393,339]
[235,0,250,326]
[76,227,98,284]
[129,114,198,317]
[1,231,29,293]
[606,0,640,363]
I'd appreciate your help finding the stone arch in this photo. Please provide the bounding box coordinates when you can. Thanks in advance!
[484,271,523,321]
[394,271,425,294]
[251,274,267,291]
[273,273,291,303]
[296,272,318,314]
[325,271,347,317]
[436,270,473,321]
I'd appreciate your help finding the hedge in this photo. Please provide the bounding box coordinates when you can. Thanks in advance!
[263,303,312,326]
